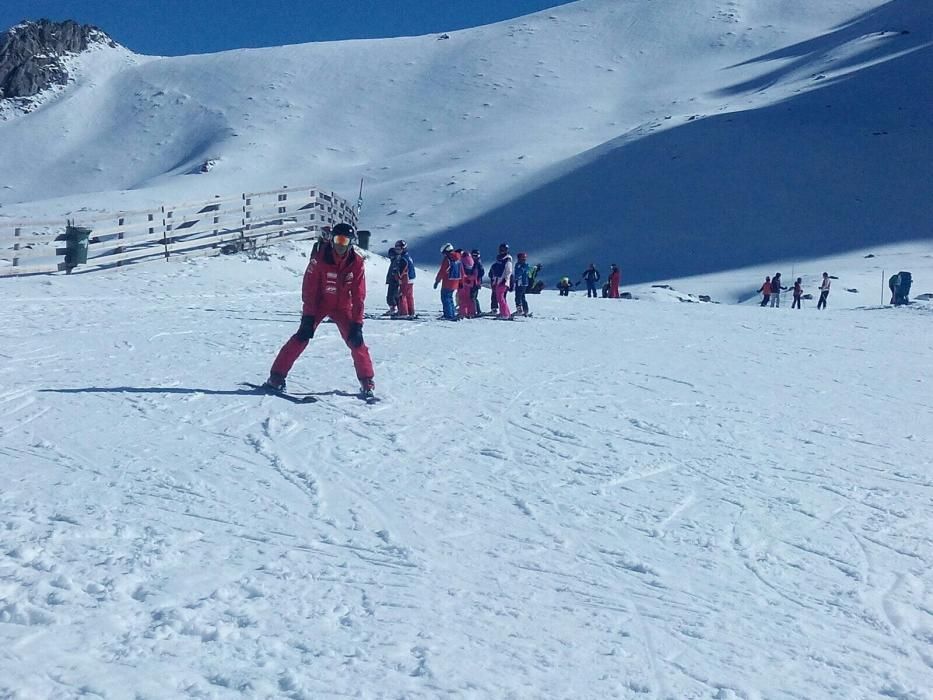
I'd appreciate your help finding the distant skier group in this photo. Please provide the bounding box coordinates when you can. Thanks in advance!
[425,243,624,320]
[758,271,832,310]
[428,242,541,320]
[385,241,547,321]
[557,263,622,298]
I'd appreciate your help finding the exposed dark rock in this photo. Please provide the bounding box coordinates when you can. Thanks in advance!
[0,19,117,100]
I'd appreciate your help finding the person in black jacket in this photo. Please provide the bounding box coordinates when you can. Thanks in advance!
[581,264,600,298]
[385,243,401,314]
[470,249,485,314]
[770,272,787,308]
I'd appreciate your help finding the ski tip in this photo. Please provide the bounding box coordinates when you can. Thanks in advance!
[240,382,318,403]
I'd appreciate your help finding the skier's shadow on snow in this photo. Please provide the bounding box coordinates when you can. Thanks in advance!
[40,387,365,399]
[40,386,260,397]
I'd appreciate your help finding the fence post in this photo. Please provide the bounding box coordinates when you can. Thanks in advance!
[241,193,248,251]
[12,227,21,269]
[280,186,288,244]
[212,195,220,239]
[117,216,125,266]
[162,206,170,260]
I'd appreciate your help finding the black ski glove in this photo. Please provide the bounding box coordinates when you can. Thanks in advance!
[347,322,364,348]
[296,315,316,341]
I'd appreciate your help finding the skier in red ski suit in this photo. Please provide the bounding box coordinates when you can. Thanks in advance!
[265,223,375,395]
[608,264,621,298]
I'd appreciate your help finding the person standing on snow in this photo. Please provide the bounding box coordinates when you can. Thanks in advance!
[817,272,831,310]
[385,242,401,315]
[558,276,573,296]
[457,249,478,318]
[469,249,485,314]
[581,263,600,298]
[792,277,804,309]
[491,243,514,318]
[528,263,544,293]
[392,240,416,317]
[758,276,772,307]
[263,222,375,399]
[513,251,531,316]
[434,243,463,320]
[608,264,621,298]
[488,254,500,315]
[770,272,786,308]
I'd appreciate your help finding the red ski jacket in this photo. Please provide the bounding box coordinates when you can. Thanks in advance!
[435,251,463,291]
[301,245,367,323]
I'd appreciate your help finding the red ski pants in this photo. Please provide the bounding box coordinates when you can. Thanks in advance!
[271,315,374,383]
[397,282,415,316]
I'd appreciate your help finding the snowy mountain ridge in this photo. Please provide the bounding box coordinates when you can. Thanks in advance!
[1,0,930,280]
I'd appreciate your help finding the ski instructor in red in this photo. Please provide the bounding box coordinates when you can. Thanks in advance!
[263,222,376,400]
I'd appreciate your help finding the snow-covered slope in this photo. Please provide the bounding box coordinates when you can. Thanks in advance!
[1,243,932,698]
[1,0,930,278]
[1,5,932,693]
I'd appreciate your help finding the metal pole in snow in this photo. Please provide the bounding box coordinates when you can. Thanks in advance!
[356,178,364,217]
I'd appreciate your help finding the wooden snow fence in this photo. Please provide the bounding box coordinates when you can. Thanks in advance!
[0,185,358,277]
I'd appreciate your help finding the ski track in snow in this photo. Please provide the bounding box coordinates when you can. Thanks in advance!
[0,250,932,699]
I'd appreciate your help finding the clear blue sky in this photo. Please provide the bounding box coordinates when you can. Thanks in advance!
[0,1,576,56]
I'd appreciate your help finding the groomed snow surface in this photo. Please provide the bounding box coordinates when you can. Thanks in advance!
[1,243,931,699]
[2,0,932,695]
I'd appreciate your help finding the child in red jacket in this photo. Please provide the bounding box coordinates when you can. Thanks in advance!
[434,243,463,320]
[457,249,477,318]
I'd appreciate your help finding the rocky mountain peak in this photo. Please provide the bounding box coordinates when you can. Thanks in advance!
[0,19,117,101]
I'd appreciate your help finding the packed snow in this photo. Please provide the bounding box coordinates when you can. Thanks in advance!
[1,0,932,698]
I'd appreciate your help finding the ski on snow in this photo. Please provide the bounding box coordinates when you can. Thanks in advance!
[240,383,380,405]
[240,382,318,403]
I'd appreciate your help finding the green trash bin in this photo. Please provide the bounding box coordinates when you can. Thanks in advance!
[356,229,371,250]
[64,225,91,270]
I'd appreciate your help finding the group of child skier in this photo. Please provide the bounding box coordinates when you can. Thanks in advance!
[428,242,540,320]
[385,241,548,321]
[757,271,832,309]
